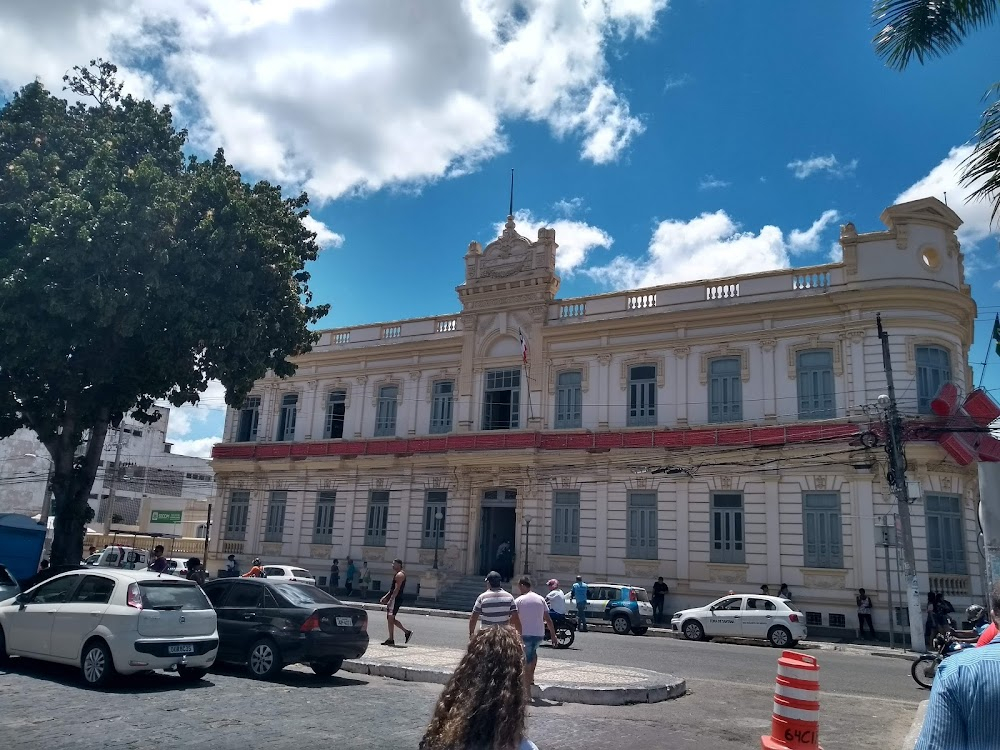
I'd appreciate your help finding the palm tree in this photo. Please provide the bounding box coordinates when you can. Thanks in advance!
[873,1,1000,223]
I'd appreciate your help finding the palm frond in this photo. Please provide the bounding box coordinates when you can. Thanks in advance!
[873,0,999,69]
[962,82,1000,226]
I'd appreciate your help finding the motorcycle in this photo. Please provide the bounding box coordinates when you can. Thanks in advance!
[544,610,577,649]
[911,632,976,689]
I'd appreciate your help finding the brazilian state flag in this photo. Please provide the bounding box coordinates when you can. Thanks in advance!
[994,314,1000,357]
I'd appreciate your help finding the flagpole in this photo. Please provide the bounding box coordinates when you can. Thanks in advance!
[978,313,1000,389]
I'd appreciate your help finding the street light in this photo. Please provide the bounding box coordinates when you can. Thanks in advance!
[432,510,444,570]
[523,515,533,575]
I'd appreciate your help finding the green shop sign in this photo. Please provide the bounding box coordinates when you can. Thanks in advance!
[150,510,183,524]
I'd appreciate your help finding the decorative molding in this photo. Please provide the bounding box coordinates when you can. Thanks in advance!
[355,375,368,386]
[719,476,733,490]
[619,352,667,390]
[597,353,612,365]
[371,477,387,489]
[417,549,439,566]
[317,478,338,490]
[947,235,961,259]
[548,555,583,575]
[425,374,457,403]
[758,338,777,352]
[370,376,404,407]
[786,338,844,379]
[813,476,828,490]
[547,360,591,394]
[904,335,961,376]
[941,476,954,492]
[529,305,546,323]
[839,329,867,344]
[707,563,749,585]
[465,292,547,311]
[310,544,333,559]
[362,546,387,563]
[698,345,751,385]
[800,568,848,590]
[262,542,283,557]
[266,480,293,492]
[624,559,662,578]
[672,345,691,359]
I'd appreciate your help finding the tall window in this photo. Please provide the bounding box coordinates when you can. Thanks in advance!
[709,357,743,423]
[365,490,390,546]
[627,365,656,426]
[796,349,835,419]
[374,385,399,437]
[627,492,657,559]
[236,397,260,442]
[803,493,843,568]
[916,346,952,414]
[313,491,336,544]
[555,371,583,429]
[552,490,581,556]
[224,490,250,540]
[275,394,298,441]
[324,391,347,439]
[264,491,287,542]
[422,490,447,548]
[926,494,967,574]
[430,381,454,434]
[482,368,520,430]
[711,493,744,563]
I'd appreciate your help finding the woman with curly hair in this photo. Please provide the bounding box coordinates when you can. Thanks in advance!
[419,625,538,750]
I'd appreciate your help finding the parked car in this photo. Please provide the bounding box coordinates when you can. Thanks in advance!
[16,564,87,593]
[202,578,367,679]
[0,569,218,687]
[670,594,808,648]
[0,565,19,602]
[164,558,191,578]
[569,582,654,635]
[261,566,316,585]
[83,554,100,566]
[94,546,149,570]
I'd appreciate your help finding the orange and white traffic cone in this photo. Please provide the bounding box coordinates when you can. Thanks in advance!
[761,651,822,750]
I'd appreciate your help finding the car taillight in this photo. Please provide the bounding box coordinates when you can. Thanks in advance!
[788,614,799,623]
[629,591,637,602]
[360,614,368,633]
[301,614,322,633]
[126,583,143,610]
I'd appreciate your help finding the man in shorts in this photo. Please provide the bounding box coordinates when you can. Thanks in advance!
[380,558,413,646]
[514,575,557,697]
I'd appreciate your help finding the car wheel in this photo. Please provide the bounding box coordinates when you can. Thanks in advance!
[177,666,208,682]
[612,614,631,635]
[682,620,705,641]
[247,638,283,680]
[310,659,344,677]
[81,639,116,688]
[0,626,9,663]
[631,627,649,636]
[768,625,792,648]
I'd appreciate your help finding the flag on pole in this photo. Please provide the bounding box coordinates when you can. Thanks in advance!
[993,313,1000,356]
[518,328,528,364]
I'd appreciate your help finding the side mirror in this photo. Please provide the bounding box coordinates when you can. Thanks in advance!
[15,593,29,607]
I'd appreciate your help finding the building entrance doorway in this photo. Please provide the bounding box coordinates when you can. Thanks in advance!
[478,489,517,578]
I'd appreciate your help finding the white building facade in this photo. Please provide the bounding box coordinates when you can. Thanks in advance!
[208,197,984,638]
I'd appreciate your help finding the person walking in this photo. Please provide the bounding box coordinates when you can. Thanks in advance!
[469,571,519,637]
[330,558,340,592]
[185,557,207,585]
[345,557,357,597]
[856,588,876,639]
[419,626,538,750]
[652,576,669,624]
[570,575,589,632]
[148,545,168,573]
[514,575,557,698]
[915,581,1000,749]
[359,562,371,600]
[380,558,413,646]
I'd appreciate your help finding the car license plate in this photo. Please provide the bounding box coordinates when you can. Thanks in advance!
[336,616,353,627]
[168,644,195,655]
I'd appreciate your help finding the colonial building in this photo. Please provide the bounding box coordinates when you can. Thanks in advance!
[208,197,984,638]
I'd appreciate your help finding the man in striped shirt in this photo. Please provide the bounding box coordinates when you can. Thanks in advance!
[469,571,520,638]
[916,581,1000,750]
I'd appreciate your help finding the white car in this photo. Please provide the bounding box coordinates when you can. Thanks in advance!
[262,566,316,585]
[670,594,807,648]
[0,569,218,687]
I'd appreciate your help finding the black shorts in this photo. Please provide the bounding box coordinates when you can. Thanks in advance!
[390,599,402,616]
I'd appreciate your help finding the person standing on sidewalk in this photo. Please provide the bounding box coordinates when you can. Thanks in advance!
[514,575,557,697]
[856,588,876,639]
[651,577,669,624]
[916,581,1000,750]
[329,558,340,592]
[359,562,371,600]
[570,575,589,632]
[380,558,413,646]
[345,557,357,597]
[469,571,519,638]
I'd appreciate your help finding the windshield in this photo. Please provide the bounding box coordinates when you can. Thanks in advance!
[290,569,313,578]
[139,581,212,611]
[631,588,649,602]
[0,567,16,587]
[272,583,339,607]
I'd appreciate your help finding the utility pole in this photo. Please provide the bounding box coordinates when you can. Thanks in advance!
[103,428,126,534]
[980,463,1000,600]
[877,314,925,651]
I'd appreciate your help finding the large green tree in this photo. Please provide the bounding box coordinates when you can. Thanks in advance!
[873,1,1000,222]
[0,61,329,565]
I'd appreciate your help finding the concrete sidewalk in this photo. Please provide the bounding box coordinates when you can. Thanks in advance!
[353,600,917,661]
[339,641,686,706]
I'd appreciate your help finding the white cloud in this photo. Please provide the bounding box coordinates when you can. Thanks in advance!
[828,241,844,263]
[788,210,840,254]
[301,215,345,249]
[699,175,730,191]
[494,209,613,275]
[553,197,585,217]
[586,208,840,290]
[662,74,690,92]
[895,145,998,246]
[787,154,858,180]
[169,436,221,459]
[0,1,668,201]
[162,380,227,442]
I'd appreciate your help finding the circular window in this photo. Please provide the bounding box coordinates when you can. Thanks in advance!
[921,246,942,271]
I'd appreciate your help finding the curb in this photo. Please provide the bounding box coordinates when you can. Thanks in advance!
[339,657,687,705]
[902,700,928,750]
[360,602,918,659]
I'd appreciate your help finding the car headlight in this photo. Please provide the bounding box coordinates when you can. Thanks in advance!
[672,612,682,619]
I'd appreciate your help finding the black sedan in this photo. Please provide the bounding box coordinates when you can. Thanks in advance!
[202,577,368,680]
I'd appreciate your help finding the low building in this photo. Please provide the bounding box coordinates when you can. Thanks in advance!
[208,197,984,639]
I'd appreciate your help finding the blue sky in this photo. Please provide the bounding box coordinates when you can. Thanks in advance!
[1,1,997,456]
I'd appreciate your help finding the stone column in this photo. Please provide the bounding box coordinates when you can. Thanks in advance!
[396,480,414,563]
[595,480,609,577]
[759,338,777,423]
[597,353,611,429]
[350,376,367,439]
[289,487,306,558]
[457,313,477,432]
[853,470,879,591]
[673,346,690,427]
[258,383,278,442]
[676,477,690,583]
[845,329,867,417]
[764,474,781,584]
[405,371,421,436]
[299,380,318,440]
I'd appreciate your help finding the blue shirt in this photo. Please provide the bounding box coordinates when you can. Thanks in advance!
[916,637,1000,750]
[571,582,588,605]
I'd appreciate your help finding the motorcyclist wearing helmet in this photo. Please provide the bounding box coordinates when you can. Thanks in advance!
[949,604,990,643]
[241,558,267,578]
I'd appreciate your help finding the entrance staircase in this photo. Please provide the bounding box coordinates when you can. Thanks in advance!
[434,574,513,613]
